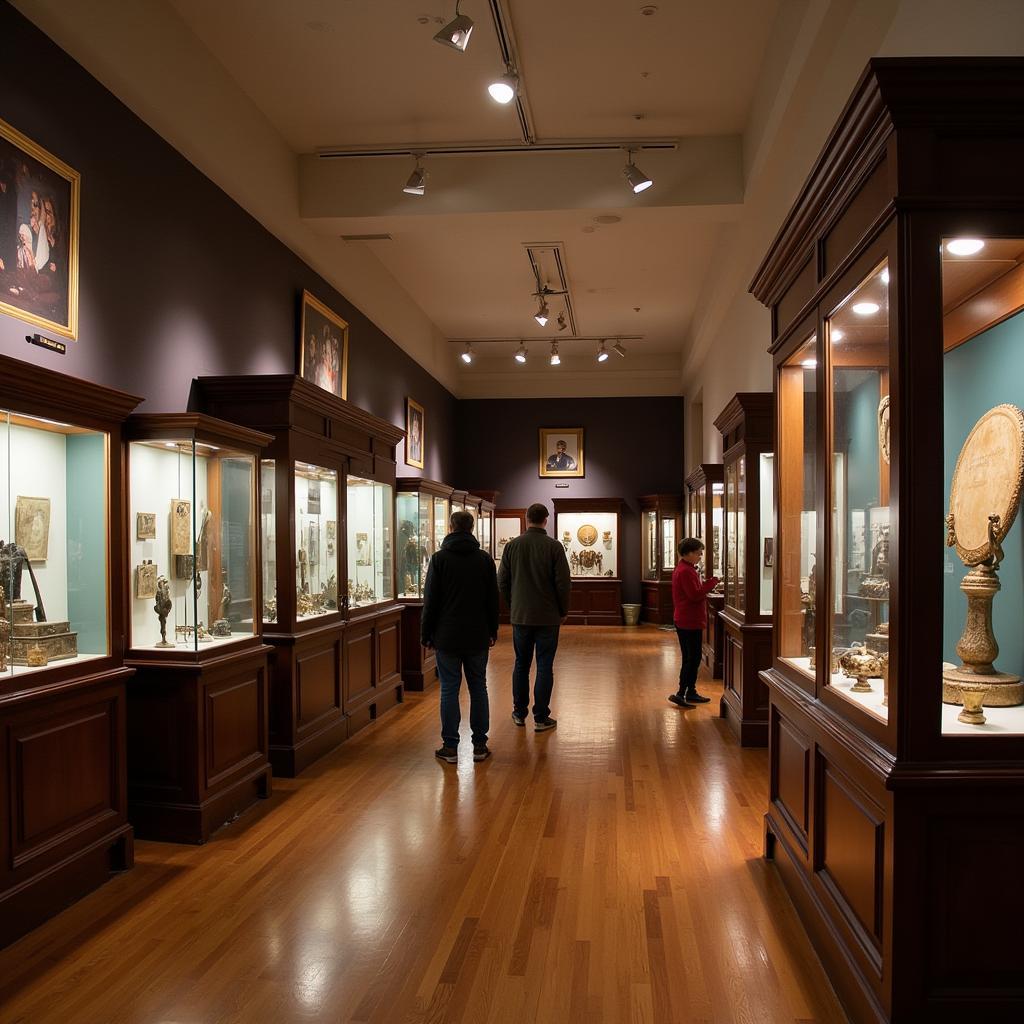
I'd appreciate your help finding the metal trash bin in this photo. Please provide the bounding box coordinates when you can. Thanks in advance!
[622,603,642,626]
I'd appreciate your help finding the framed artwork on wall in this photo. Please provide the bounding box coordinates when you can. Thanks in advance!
[538,427,584,478]
[299,290,349,400]
[0,116,80,340]
[406,396,425,469]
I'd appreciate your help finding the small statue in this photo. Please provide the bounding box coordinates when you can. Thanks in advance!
[264,595,277,623]
[0,539,46,622]
[219,566,232,621]
[154,574,173,647]
[987,513,1004,569]
[870,525,890,577]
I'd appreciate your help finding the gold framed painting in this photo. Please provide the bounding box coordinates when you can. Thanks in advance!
[406,396,425,470]
[0,116,80,340]
[299,290,349,400]
[539,427,584,478]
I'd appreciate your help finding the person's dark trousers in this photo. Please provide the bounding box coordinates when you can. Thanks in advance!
[436,648,490,748]
[676,627,704,696]
[512,624,560,720]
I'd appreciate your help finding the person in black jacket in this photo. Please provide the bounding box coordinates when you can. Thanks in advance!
[422,510,500,764]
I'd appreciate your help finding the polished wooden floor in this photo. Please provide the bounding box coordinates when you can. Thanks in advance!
[0,627,846,1024]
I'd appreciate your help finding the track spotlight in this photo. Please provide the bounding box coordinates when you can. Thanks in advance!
[613,341,627,358]
[460,342,473,364]
[534,300,549,327]
[557,311,568,332]
[434,1,474,52]
[596,340,609,363]
[550,341,560,366]
[402,158,426,196]
[488,68,518,104]
[623,151,653,194]
[515,342,527,364]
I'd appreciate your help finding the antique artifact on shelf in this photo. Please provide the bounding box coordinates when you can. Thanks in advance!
[26,643,48,667]
[263,594,277,623]
[135,560,157,600]
[212,566,232,637]
[154,575,172,647]
[957,682,990,726]
[943,403,1024,707]
[839,643,884,693]
[858,525,890,598]
[577,524,598,547]
[171,498,191,555]
[0,615,8,671]
[15,495,51,561]
[136,511,157,539]
[877,394,891,465]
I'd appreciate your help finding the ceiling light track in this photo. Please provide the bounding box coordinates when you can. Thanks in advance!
[447,336,643,344]
[318,140,678,159]
[485,0,534,142]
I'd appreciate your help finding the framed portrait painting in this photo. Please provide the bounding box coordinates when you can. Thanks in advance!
[538,427,584,478]
[0,116,80,339]
[406,397,425,470]
[299,290,349,400]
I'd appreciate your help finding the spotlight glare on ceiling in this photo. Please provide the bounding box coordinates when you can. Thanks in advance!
[946,238,985,257]
[488,70,518,104]
[402,160,425,196]
[515,342,527,363]
[852,301,880,316]
[596,340,609,363]
[613,341,627,358]
[623,151,653,194]
[433,2,474,51]
[550,341,560,366]
[460,342,473,364]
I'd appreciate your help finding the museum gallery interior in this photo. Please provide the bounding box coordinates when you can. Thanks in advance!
[1,2,1024,1022]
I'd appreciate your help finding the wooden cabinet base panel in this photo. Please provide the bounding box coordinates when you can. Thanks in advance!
[720,686,769,746]
[402,664,437,692]
[129,764,271,845]
[0,825,133,949]
[270,714,348,778]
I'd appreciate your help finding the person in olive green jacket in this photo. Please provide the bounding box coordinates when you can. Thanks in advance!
[497,502,571,731]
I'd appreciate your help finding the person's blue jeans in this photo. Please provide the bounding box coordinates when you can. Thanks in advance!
[512,624,560,721]
[436,648,490,748]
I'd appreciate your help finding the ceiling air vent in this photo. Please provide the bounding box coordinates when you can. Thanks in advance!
[340,233,393,242]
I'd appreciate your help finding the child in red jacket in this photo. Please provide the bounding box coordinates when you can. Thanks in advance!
[669,537,720,708]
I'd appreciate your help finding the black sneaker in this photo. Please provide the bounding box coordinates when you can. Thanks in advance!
[435,746,458,763]
[685,691,712,704]
[668,693,696,709]
[473,745,492,762]
[511,711,527,727]
[534,717,557,732]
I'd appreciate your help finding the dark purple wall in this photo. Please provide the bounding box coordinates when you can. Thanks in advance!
[0,2,456,481]
[456,397,685,603]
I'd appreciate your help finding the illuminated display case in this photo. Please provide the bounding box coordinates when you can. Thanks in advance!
[0,354,140,949]
[124,413,272,843]
[469,489,500,560]
[715,394,773,746]
[494,506,525,624]
[639,493,682,624]
[552,498,622,625]
[196,375,405,777]
[750,58,1024,1023]
[395,476,452,691]
[685,463,725,677]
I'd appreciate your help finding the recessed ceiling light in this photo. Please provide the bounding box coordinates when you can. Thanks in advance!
[515,342,527,364]
[550,341,560,366]
[460,342,473,364]
[852,301,880,316]
[597,341,609,363]
[946,238,985,256]
[433,2,473,51]
[488,69,518,104]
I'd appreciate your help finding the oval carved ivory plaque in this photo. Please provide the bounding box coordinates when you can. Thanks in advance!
[949,404,1024,564]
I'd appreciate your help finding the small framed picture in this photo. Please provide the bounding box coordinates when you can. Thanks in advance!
[406,397,425,470]
[299,290,349,400]
[137,511,157,539]
[538,427,584,478]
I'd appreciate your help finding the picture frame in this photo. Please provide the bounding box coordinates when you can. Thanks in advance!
[538,427,584,478]
[15,495,50,560]
[405,396,425,470]
[299,290,349,400]
[0,116,80,340]
[136,511,157,540]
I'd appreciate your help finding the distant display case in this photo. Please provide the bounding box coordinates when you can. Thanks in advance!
[124,413,272,843]
[450,489,468,514]
[0,355,141,949]
[715,394,773,745]
[639,494,682,624]
[750,59,1024,1023]
[468,489,499,559]
[685,464,725,677]
[552,498,622,625]
[494,507,526,624]
[464,493,482,535]
[197,375,405,776]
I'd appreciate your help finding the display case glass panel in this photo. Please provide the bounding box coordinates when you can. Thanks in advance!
[940,235,1024,735]
[759,453,774,616]
[661,517,677,571]
[688,487,702,543]
[347,476,394,609]
[556,511,618,578]
[480,508,493,557]
[129,438,257,651]
[826,260,891,722]
[396,489,434,599]
[495,514,522,564]
[726,460,747,610]
[643,510,658,580]
[778,335,818,678]
[433,496,449,551]
[261,459,277,623]
[295,462,338,620]
[711,483,724,580]
[0,411,109,676]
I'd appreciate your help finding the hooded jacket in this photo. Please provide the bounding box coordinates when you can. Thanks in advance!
[420,530,500,653]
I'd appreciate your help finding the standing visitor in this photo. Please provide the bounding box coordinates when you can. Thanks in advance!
[497,502,571,731]
[670,537,720,708]
[421,510,499,763]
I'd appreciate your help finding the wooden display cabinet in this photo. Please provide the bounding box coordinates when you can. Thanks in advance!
[0,354,141,948]
[715,394,774,745]
[750,58,1024,1023]
[124,414,273,843]
[685,464,725,677]
[396,477,452,691]
[639,494,682,624]
[196,375,404,777]
[552,498,623,625]
[470,489,499,558]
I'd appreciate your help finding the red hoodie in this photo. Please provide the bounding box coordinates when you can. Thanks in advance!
[672,560,720,629]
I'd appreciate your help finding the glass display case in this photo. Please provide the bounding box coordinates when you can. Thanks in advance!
[261,459,277,622]
[495,508,526,566]
[395,478,452,600]
[469,490,499,559]
[714,393,773,745]
[294,462,339,620]
[686,464,725,677]
[552,498,623,625]
[639,494,682,624]
[347,476,393,610]
[450,489,467,514]
[127,419,265,652]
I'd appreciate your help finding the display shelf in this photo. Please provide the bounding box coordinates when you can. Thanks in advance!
[639,494,682,625]
[552,498,622,625]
